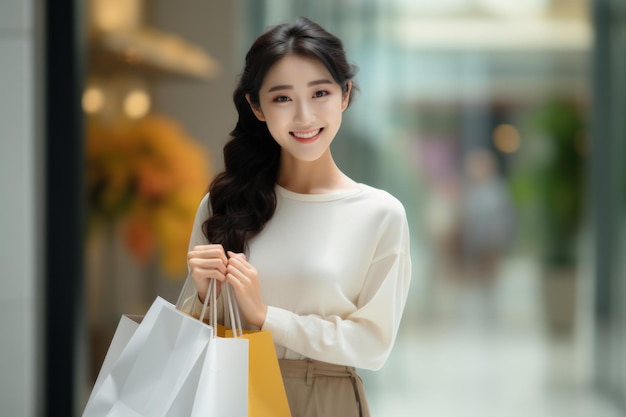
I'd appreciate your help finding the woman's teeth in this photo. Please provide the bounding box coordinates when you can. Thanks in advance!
[292,129,321,139]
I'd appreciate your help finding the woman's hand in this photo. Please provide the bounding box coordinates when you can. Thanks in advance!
[226,251,268,328]
[187,244,228,302]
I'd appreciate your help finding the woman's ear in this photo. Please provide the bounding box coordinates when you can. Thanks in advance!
[341,81,352,112]
[245,93,266,122]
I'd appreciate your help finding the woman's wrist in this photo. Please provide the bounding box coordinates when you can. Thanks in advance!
[252,305,268,328]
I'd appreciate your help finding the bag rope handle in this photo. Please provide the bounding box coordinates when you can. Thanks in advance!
[199,279,243,338]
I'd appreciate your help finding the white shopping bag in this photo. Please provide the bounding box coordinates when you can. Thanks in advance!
[177,279,291,417]
[89,314,142,398]
[190,331,248,416]
[189,283,248,417]
[82,296,215,417]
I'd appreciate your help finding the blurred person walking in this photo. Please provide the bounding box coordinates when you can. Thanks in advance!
[461,148,516,282]
[457,148,516,325]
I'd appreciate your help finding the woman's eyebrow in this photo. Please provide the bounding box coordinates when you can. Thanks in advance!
[308,79,333,87]
[267,79,333,93]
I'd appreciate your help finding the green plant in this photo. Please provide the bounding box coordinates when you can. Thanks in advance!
[533,99,587,265]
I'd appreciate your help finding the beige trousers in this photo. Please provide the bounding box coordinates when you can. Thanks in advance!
[278,359,371,417]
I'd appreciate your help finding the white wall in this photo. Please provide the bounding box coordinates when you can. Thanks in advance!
[0,0,41,415]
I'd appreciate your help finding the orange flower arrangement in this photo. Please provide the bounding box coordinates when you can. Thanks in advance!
[86,114,211,277]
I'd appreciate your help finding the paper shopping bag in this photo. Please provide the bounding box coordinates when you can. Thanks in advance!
[82,296,214,417]
[178,280,290,417]
[222,326,292,417]
[189,333,249,417]
[90,314,142,398]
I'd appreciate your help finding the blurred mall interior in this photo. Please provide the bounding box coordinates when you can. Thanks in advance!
[1,0,626,415]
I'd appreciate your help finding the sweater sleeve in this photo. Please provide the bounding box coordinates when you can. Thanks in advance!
[261,203,412,371]
[188,193,211,250]
[177,193,225,322]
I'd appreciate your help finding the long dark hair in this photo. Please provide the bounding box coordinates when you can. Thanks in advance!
[203,17,359,254]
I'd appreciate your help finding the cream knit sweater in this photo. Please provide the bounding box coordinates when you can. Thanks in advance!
[185,183,411,371]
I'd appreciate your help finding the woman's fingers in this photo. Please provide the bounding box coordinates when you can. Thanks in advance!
[225,262,250,285]
[188,257,228,275]
[186,247,267,324]
[189,244,228,264]
[226,251,251,270]
[227,251,246,260]
[226,257,256,286]
[187,245,229,304]
[223,252,267,327]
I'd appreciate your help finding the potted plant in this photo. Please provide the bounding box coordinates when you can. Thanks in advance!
[533,99,587,336]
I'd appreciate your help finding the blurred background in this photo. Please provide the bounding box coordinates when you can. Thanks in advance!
[2,0,626,416]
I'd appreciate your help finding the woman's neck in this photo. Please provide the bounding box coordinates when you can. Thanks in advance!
[277,151,357,194]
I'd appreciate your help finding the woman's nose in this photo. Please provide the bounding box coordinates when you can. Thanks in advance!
[293,101,314,125]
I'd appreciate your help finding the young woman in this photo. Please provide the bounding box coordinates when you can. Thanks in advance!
[182,17,411,417]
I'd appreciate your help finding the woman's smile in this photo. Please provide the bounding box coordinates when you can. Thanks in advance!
[250,54,351,163]
[290,128,323,143]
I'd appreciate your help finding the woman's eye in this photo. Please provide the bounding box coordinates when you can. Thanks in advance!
[313,90,329,98]
[273,96,290,103]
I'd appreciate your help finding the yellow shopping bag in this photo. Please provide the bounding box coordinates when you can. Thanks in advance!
[221,326,291,417]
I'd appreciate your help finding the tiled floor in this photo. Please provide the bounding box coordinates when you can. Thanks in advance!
[359,256,624,417]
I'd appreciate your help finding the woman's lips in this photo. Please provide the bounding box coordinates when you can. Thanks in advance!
[290,128,323,143]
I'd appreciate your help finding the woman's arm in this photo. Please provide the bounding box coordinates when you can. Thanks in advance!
[263,208,411,371]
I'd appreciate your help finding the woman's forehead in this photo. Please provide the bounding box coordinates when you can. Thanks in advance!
[261,55,336,90]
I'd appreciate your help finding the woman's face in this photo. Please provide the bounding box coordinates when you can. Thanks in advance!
[248,54,351,163]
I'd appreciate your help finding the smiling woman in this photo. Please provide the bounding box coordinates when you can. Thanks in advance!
[179,17,411,417]
[246,55,351,168]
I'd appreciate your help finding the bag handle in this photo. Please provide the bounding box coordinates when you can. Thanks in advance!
[199,279,243,338]
[224,284,243,337]
[198,279,213,324]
